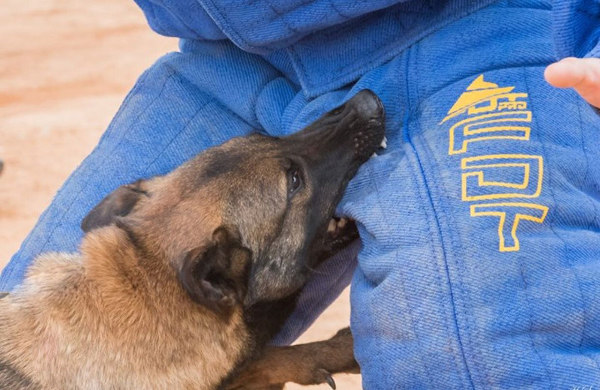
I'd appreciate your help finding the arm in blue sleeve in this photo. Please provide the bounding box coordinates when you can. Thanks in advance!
[135,0,408,54]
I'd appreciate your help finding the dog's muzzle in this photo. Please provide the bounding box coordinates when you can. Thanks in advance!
[347,90,386,160]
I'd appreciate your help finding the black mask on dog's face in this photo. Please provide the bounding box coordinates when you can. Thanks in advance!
[239,90,386,304]
[81,90,385,312]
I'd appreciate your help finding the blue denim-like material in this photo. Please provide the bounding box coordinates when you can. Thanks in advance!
[4,0,600,388]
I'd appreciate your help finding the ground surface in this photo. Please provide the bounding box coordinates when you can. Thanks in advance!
[0,1,360,388]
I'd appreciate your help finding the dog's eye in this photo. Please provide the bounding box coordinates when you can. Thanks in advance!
[288,168,303,196]
[330,106,344,116]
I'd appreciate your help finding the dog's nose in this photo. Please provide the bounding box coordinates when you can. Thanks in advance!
[347,89,384,120]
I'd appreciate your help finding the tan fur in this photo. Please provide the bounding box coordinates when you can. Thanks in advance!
[0,137,291,390]
[226,328,358,390]
[0,227,248,389]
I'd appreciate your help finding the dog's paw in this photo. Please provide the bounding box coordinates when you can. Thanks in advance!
[226,328,356,390]
[225,366,335,390]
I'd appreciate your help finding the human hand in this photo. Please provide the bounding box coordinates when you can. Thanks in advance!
[545,57,600,109]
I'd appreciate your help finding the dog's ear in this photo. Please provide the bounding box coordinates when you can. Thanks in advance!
[176,226,251,315]
[81,179,148,233]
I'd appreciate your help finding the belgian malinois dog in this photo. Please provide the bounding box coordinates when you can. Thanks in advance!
[0,90,384,389]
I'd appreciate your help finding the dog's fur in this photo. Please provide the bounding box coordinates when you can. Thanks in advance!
[226,327,358,389]
[0,90,384,389]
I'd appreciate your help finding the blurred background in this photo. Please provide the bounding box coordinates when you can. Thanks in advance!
[0,1,359,388]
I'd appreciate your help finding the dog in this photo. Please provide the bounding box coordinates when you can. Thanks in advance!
[0,90,384,389]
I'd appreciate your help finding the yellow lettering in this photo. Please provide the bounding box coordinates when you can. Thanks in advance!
[448,111,531,155]
[461,154,543,201]
[470,203,548,252]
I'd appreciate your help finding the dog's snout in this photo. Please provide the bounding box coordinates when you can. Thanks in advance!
[347,89,384,121]
[284,89,385,165]
[342,90,385,161]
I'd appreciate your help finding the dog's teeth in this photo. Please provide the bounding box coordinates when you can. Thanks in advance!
[380,136,387,149]
[327,219,337,233]
[337,218,347,229]
[371,153,377,158]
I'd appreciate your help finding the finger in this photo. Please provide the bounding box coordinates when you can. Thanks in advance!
[545,57,600,108]
[544,57,586,88]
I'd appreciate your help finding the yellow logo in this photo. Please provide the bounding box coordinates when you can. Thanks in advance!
[443,75,548,252]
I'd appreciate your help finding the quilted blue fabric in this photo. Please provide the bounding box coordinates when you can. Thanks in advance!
[3,0,600,388]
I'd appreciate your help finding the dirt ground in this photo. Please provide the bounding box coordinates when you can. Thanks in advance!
[0,1,360,388]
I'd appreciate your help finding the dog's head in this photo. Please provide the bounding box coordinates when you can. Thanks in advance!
[82,90,385,314]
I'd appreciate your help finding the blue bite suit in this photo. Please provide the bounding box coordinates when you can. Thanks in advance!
[3,0,600,388]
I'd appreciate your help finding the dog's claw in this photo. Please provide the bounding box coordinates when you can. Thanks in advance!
[317,369,336,390]
[326,374,336,389]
